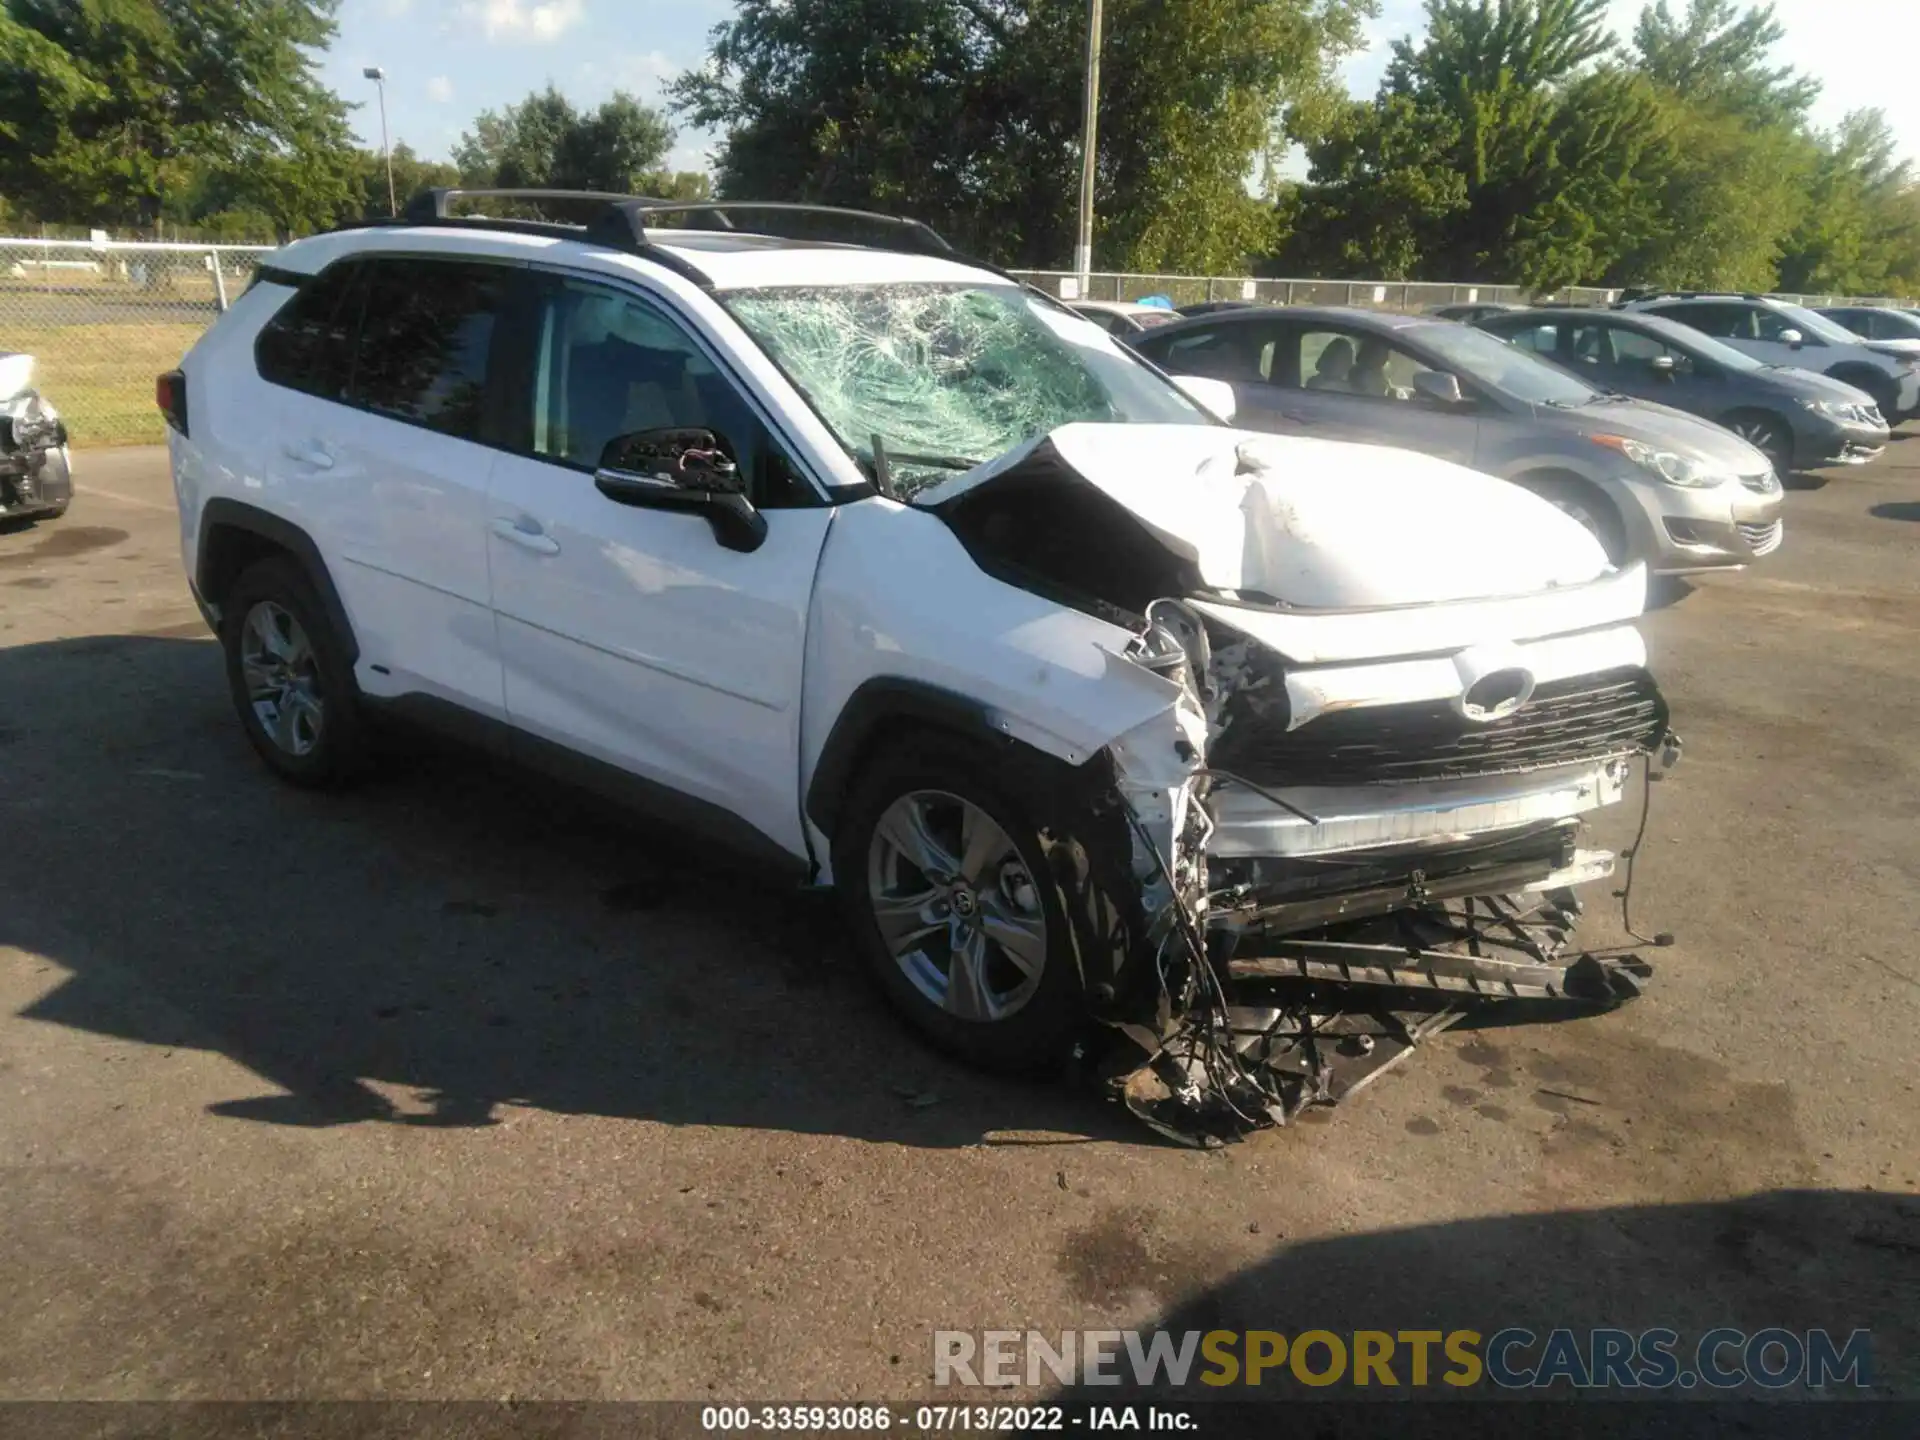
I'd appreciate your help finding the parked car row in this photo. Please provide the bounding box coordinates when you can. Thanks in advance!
[1128,289,1916,577]
[1132,305,1785,574]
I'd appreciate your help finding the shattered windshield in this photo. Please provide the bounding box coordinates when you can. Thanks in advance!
[724,282,1206,495]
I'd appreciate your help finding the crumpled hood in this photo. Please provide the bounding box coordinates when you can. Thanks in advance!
[915,422,1609,610]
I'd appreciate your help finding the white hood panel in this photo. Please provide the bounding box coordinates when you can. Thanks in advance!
[918,423,1611,611]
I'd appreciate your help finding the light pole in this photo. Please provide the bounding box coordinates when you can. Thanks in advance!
[1074,0,1103,296]
[363,66,396,216]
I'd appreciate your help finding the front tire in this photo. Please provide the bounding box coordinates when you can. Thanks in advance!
[833,732,1101,1075]
[1723,411,1794,476]
[219,556,368,788]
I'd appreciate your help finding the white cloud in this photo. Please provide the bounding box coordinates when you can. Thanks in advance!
[426,75,454,103]
[463,0,585,43]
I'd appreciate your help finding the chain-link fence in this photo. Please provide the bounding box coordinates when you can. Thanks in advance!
[1008,270,1915,313]
[2,237,272,445]
[6,237,1915,447]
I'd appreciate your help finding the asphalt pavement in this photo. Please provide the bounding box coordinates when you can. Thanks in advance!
[2,442,1916,1400]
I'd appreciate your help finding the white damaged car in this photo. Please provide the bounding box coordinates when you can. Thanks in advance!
[165,192,1676,1142]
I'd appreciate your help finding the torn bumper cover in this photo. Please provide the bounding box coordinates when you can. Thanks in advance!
[1096,599,1679,1149]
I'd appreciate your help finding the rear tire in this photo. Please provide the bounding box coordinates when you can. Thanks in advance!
[1722,410,1794,475]
[832,731,1108,1076]
[219,555,369,789]
[1513,473,1629,566]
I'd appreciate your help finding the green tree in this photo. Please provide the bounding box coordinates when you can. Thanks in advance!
[673,0,1372,272]
[350,141,461,218]
[1631,0,1815,126]
[1282,0,1670,288]
[1596,0,1815,289]
[452,84,704,203]
[0,0,357,233]
[1777,110,1918,296]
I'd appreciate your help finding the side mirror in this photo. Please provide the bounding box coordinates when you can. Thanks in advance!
[1779,328,1803,348]
[1411,370,1466,406]
[594,427,767,553]
[1171,374,1237,422]
[1649,354,1677,378]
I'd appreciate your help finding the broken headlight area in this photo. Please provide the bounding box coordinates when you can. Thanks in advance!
[1097,602,1679,1149]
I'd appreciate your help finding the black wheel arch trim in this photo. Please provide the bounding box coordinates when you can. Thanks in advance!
[197,498,360,665]
[805,678,1010,839]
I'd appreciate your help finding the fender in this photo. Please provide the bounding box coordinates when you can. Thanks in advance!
[196,498,360,664]
[803,677,1005,839]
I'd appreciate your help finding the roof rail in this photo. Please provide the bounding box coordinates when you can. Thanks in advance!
[586,199,959,258]
[1618,289,1771,304]
[399,187,665,222]
[382,188,966,284]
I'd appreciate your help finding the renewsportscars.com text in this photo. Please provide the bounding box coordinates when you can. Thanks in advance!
[933,1328,1873,1391]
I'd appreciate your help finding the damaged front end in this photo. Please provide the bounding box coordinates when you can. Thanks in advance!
[1098,596,1679,1148]
[920,423,1683,1146]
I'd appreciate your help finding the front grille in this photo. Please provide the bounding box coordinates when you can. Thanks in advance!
[1739,470,1779,495]
[1738,518,1784,556]
[1209,666,1668,788]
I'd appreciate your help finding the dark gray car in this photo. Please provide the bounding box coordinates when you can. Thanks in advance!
[1132,305,1784,573]
[1818,305,1920,345]
[1475,307,1889,473]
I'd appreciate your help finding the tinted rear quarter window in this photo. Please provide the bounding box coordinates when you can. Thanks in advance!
[254,263,367,398]
[349,258,514,441]
[1660,303,1750,339]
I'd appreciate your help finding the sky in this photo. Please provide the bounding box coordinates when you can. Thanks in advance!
[318,0,1917,176]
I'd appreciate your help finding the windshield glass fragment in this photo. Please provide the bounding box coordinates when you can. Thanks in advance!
[725,282,1203,496]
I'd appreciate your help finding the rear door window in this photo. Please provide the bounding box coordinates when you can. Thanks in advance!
[1291,327,1429,399]
[254,263,368,399]
[1659,303,1751,339]
[1603,324,1691,375]
[1154,324,1269,382]
[1505,322,1562,355]
[347,258,515,442]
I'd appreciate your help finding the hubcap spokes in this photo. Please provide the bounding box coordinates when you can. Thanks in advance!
[867,789,1046,1022]
[240,601,324,757]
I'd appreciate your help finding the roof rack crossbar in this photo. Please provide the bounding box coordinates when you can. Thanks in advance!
[401,187,664,222]
[588,200,958,258]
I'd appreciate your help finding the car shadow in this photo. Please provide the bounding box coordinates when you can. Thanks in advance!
[1646,575,1695,610]
[1780,470,1829,492]
[1868,501,1920,522]
[0,633,1143,1150]
[1052,1189,1918,1403]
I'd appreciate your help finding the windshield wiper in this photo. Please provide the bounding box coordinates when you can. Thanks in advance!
[868,435,984,500]
[880,449,985,471]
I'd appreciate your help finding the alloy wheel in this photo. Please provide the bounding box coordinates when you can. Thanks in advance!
[865,788,1047,1022]
[239,600,325,757]
[1728,417,1789,473]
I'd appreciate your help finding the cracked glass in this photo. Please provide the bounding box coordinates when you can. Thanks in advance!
[725,283,1204,496]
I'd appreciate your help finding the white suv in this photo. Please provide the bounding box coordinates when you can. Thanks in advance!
[165,191,1674,1139]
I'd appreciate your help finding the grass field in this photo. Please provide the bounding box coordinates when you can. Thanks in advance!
[8,321,208,446]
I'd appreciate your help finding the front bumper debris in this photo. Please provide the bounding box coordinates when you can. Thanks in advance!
[1114,890,1657,1148]
[1098,597,1682,1147]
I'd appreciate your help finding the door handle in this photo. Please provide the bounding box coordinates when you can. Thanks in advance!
[490,516,561,555]
[283,440,334,470]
